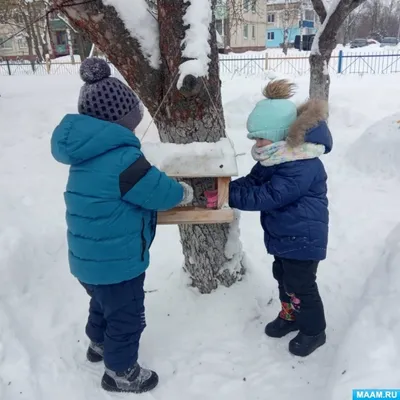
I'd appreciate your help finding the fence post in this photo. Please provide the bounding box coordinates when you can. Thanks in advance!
[6,59,11,76]
[265,52,268,70]
[338,50,343,74]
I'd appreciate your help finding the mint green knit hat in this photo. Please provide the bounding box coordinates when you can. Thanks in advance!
[247,80,297,142]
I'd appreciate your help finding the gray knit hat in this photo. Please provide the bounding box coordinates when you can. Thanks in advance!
[78,57,143,132]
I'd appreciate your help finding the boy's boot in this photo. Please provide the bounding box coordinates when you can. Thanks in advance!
[86,341,104,363]
[101,363,159,393]
[289,331,326,357]
[265,301,299,338]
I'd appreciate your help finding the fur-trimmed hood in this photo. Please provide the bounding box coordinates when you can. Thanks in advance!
[286,99,333,154]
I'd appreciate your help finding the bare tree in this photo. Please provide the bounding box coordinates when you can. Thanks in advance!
[337,0,400,45]
[50,0,245,294]
[281,2,301,55]
[309,0,367,100]
[338,5,365,45]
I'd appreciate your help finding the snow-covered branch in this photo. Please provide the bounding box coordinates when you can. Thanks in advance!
[103,0,160,69]
[52,0,161,114]
[311,0,366,55]
[177,0,212,89]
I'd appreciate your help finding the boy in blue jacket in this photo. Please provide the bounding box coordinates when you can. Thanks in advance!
[229,80,332,357]
[51,58,193,393]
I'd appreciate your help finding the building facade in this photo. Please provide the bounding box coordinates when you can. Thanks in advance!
[216,0,268,52]
[0,13,91,61]
[266,0,317,48]
[0,25,28,59]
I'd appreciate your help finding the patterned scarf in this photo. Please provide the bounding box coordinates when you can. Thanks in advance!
[251,141,325,167]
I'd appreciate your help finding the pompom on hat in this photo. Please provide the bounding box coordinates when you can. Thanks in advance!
[246,79,298,142]
[78,57,143,132]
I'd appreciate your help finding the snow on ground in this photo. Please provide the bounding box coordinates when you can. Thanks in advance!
[1,73,400,400]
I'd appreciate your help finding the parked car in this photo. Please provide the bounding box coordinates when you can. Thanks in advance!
[350,38,368,48]
[380,37,398,47]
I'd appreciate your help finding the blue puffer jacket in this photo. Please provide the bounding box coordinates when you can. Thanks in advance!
[229,100,333,261]
[51,114,184,285]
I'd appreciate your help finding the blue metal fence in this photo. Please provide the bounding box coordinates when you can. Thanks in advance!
[2,51,400,77]
[337,50,400,74]
[219,50,400,77]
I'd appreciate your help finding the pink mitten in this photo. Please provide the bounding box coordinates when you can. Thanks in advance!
[204,190,218,209]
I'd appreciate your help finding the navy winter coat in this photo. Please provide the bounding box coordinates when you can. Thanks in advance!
[51,114,184,285]
[229,100,333,261]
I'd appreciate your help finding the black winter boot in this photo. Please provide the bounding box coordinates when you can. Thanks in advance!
[289,331,326,357]
[265,315,299,338]
[101,363,159,393]
[86,341,104,363]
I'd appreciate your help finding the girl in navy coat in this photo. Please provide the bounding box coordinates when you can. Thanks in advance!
[229,80,332,357]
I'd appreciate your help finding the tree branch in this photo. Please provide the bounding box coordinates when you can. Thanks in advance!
[310,0,327,23]
[314,0,367,57]
[50,0,162,116]
[348,0,365,14]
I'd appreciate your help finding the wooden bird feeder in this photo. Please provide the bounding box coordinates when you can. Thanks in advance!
[141,138,238,225]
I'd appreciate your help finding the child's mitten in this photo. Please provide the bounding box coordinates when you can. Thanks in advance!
[204,190,218,209]
[178,182,194,206]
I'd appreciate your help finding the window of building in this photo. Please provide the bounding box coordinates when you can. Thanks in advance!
[251,0,257,12]
[12,12,23,25]
[215,19,223,35]
[267,32,275,40]
[243,0,250,12]
[0,37,13,49]
[243,24,249,39]
[267,14,275,23]
[18,38,28,49]
[251,25,256,39]
[304,9,315,21]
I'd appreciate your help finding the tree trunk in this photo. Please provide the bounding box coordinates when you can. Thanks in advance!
[27,3,43,61]
[65,26,75,64]
[31,2,49,59]
[52,0,245,294]
[282,1,290,55]
[35,22,49,58]
[20,10,34,58]
[76,34,88,61]
[309,53,331,100]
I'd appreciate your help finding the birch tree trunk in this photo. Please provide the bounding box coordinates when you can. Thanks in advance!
[31,1,49,59]
[282,1,290,55]
[26,2,43,61]
[20,10,34,59]
[51,0,245,294]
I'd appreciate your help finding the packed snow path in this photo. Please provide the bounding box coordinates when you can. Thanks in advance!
[1,73,400,400]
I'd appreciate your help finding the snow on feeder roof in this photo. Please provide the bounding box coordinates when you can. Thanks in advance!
[141,138,238,178]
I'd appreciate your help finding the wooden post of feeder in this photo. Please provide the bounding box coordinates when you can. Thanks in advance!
[217,177,231,209]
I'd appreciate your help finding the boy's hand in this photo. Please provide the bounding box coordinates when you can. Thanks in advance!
[178,182,194,206]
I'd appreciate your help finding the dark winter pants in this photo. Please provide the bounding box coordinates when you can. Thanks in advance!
[80,273,146,373]
[272,257,326,336]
